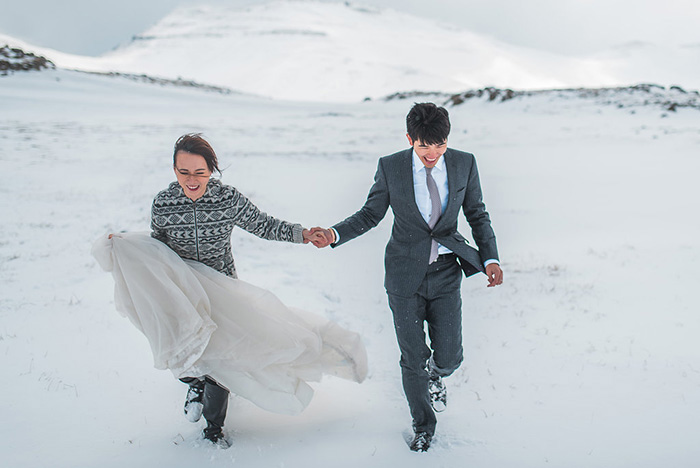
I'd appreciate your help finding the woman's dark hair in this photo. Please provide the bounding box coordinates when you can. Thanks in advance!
[173,133,220,174]
[406,102,451,145]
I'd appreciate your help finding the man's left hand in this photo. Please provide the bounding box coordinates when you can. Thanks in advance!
[485,263,503,287]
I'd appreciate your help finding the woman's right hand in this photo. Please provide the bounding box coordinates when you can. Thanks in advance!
[303,227,333,248]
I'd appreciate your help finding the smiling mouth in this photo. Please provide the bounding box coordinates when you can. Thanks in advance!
[186,184,201,191]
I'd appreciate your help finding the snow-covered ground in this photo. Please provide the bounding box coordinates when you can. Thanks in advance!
[1,68,699,467]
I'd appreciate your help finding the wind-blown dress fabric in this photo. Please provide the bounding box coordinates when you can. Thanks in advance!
[92,232,368,415]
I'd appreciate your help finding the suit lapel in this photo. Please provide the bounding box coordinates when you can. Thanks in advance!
[435,149,459,230]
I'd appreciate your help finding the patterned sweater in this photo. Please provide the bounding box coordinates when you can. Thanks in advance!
[151,179,304,278]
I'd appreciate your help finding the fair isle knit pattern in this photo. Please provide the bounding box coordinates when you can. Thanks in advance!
[151,180,304,278]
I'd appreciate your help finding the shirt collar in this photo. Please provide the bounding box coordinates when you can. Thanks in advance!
[412,149,447,175]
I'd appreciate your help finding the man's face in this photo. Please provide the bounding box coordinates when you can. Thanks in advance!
[407,134,447,168]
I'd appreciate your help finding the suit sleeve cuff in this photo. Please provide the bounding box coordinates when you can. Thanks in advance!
[484,259,500,267]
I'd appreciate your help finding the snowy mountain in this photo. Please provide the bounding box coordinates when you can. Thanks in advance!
[92,0,615,101]
[2,0,698,102]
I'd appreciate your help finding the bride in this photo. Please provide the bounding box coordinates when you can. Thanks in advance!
[92,134,367,446]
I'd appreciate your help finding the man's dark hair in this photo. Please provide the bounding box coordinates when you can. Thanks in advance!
[173,133,220,174]
[406,102,451,145]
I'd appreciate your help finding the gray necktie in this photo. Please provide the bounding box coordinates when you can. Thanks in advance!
[425,166,442,264]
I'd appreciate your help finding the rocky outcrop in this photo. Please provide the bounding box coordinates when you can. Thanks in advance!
[0,45,55,75]
[77,70,237,95]
[384,84,700,113]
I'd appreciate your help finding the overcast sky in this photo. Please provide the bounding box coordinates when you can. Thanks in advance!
[2,0,699,56]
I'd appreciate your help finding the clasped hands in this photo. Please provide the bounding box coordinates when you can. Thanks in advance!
[302,227,335,248]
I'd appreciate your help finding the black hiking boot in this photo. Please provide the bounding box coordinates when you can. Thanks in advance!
[203,424,230,449]
[409,431,433,452]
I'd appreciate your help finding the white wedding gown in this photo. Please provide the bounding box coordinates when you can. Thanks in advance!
[92,233,367,415]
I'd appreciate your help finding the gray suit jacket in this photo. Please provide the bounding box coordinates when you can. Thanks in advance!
[332,148,499,297]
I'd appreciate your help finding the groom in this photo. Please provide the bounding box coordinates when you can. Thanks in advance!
[313,102,503,451]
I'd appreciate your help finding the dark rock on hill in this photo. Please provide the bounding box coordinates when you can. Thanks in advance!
[0,45,55,75]
[384,84,700,113]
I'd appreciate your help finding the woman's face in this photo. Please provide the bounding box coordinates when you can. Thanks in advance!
[174,150,212,201]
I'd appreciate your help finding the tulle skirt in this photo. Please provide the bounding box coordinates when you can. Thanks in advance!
[91,233,367,415]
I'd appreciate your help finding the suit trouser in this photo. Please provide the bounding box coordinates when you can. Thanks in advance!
[387,254,464,436]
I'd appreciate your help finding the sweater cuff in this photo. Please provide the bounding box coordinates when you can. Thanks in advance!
[292,224,305,244]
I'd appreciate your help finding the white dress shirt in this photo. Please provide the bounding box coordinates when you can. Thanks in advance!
[412,150,451,255]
